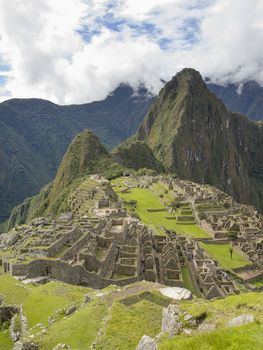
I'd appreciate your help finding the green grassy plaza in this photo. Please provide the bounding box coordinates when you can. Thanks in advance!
[111,177,209,238]
[200,242,251,270]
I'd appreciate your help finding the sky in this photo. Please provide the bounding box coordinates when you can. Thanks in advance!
[0,0,263,104]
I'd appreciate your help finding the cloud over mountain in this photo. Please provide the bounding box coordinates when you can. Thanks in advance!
[0,0,263,104]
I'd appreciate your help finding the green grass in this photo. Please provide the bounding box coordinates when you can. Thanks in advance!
[0,275,89,329]
[112,178,209,238]
[160,291,263,350]
[36,299,108,350]
[179,291,263,322]
[200,243,250,270]
[181,267,202,297]
[160,323,263,350]
[0,275,32,304]
[22,282,89,327]
[251,279,263,288]
[96,298,163,350]
[0,330,13,350]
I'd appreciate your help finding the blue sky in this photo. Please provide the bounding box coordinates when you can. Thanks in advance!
[0,0,262,104]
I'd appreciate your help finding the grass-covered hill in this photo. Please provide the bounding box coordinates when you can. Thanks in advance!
[0,85,153,224]
[135,68,263,212]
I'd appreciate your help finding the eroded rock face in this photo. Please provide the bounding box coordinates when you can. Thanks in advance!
[228,314,255,327]
[136,335,157,350]
[160,287,192,300]
[162,304,182,337]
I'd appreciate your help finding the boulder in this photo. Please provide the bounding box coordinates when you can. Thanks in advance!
[160,287,192,300]
[184,313,193,322]
[162,304,182,337]
[65,306,76,316]
[228,314,255,327]
[136,335,157,350]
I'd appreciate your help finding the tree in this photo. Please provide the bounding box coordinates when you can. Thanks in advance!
[229,244,233,259]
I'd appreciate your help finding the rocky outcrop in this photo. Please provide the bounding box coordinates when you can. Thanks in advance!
[136,335,157,350]
[162,304,182,337]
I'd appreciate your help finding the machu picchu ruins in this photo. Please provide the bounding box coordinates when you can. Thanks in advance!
[1,174,262,302]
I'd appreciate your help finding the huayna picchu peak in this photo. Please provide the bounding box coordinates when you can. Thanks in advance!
[135,68,263,212]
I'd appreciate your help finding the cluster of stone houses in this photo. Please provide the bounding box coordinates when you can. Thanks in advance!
[0,174,262,297]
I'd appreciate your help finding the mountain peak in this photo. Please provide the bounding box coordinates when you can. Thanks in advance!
[156,68,207,106]
[48,129,109,202]
[136,68,263,211]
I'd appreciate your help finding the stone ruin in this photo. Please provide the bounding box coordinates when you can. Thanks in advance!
[1,175,262,298]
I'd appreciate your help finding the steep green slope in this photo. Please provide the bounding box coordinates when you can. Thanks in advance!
[136,68,263,211]
[112,140,164,172]
[0,117,49,223]
[1,130,124,231]
[0,85,153,223]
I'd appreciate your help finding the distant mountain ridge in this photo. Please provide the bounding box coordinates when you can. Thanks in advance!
[0,85,153,223]
[207,80,263,121]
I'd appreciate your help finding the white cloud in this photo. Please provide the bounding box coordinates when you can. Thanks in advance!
[0,0,262,103]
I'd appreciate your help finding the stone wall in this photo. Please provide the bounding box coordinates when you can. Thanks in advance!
[11,264,29,276]
[47,227,82,257]
[81,254,101,273]
[99,243,118,278]
[62,233,90,260]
